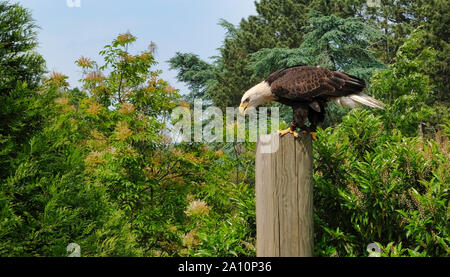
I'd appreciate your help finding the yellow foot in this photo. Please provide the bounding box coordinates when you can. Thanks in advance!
[301,131,317,140]
[278,128,299,138]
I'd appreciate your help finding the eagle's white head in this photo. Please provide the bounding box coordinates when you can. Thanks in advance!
[239,81,274,114]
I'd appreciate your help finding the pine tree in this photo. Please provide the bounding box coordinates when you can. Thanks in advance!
[0,1,46,180]
[0,1,45,94]
[168,52,216,102]
[169,0,317,109]
[249,15,386,80]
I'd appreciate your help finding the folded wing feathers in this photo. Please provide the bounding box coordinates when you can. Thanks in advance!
[346,80,365,89]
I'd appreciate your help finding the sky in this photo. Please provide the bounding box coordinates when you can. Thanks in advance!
[15,0,257,93]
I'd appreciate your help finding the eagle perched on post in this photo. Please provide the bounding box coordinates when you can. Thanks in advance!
[239,65,385,139]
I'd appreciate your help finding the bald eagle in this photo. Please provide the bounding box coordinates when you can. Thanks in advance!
[239,65,385,139]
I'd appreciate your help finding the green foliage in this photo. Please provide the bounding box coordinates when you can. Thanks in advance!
[358,0,449,101]
[0,88,141,256]
[168,52,216,102]
[249,15,386,80]
[370,29,448,137]
[301,15,385,78]
[1,28,257,256]
[0,0,46,180]
[415,0,450,102]
[179,182,256,257]
[0,84,44,180]
[313,110,449,257]
[0,1,45,94]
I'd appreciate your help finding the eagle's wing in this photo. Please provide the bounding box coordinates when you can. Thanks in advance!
[267,66,365,101]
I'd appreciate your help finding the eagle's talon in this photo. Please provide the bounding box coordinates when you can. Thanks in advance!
[310,132,317,140]
[278,128,299,138]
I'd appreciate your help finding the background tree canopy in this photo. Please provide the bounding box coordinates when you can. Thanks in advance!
[0,0,448,257]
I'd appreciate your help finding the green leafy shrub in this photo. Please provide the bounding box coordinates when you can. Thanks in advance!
[1,32,258,257]
[370,29,448,137]
[0,88,142,256]
[314,109,449,257]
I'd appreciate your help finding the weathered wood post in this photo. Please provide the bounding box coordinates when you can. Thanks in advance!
[255,133,314,257]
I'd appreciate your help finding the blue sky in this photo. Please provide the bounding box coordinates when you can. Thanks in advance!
[15,0,256,93]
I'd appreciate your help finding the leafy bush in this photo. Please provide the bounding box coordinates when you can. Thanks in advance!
[0,31,258,257]
[370,29,448,137]
[313,109,449,257]
[0,88,141,256]
[183,182,256,257]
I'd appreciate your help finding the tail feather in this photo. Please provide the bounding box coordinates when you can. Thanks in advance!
[349,93,385,109]
[332,93,385,109]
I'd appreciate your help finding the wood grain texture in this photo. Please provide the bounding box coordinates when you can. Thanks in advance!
[256,133,313,257]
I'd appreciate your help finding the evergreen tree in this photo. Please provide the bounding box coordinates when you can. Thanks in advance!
[0,1,46,180]
[169,0,317,109]
[249,15,386,80]
[0,1,45,94]
[168,52,216,102]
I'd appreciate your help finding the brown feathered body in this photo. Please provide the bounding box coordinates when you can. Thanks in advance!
[266,66,384,132]
[239,65,385,133]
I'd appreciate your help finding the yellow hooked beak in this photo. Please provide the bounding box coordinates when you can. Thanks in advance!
[239,103,249,115]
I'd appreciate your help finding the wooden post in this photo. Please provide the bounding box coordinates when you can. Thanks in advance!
[255,133,314,257]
